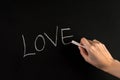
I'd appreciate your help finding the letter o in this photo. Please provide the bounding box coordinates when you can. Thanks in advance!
[34,34,45,52]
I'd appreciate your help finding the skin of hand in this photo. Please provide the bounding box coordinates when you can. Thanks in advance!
[78,37,114,69]
[78,37,120,78]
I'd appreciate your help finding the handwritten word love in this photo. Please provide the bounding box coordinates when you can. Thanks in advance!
[22,26,74,58]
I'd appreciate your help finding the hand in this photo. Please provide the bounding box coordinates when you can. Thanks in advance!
[78,37,114,70]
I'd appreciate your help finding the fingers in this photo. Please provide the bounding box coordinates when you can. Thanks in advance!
[92,39,102,44]
[93,39,100,42]
[80,37,112,59]
[80,37,91,48]
[80,38,100,46]
[78,37,114,69]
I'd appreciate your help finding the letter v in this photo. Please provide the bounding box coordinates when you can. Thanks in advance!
[44,26,58,47]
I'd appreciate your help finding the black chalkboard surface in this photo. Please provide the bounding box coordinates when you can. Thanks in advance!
[2,0,120,80]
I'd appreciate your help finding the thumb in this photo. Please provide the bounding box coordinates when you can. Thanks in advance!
[78,46,88,60]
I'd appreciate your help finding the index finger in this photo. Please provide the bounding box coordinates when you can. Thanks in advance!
[81,37,91,47]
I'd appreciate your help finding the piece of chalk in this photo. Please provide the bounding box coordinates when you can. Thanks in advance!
[71,40,85,48]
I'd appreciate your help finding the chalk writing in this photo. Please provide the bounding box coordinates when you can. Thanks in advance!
[44,26,58,47]
[22,26,74,58]
[22,35,36,58]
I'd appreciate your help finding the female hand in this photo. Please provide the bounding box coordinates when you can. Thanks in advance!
[78,37,114,69]
[78,37,120,78]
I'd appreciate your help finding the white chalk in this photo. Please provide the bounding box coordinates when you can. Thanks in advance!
[71,40,85,48]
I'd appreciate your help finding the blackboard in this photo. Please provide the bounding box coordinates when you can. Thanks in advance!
[2,0,120,80]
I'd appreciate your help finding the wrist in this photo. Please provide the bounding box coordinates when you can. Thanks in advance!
[101,59,120,77]
[100,59,117,72]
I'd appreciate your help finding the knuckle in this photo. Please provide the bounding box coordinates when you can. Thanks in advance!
[99,42,105,46]
[102,43,106,47]
[101,43,105,46]
[90,45,95,49]
[94,43,99,46]
[94,42,101,46]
